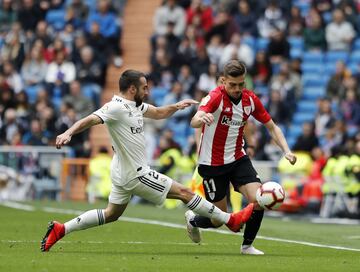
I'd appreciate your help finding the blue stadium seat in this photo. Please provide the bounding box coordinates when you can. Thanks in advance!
[348,62,359,74]
[256,38,269,51]
[303,76,328,88]
[303,52,324,63]
[302,87,326,100]
[349,50,360,63]
[255,85,269,96]
[243,36,256,48]
[292,112,315,125]
[287,125,303,138]
[150,86,169,106]
[352,38,360,50]
[46,9,66,31]
[301,63,324,74]
[324,65,337,76]
[325,51,349,64]
[288,37,304,50]
[297,100,318,113]
[290,48,303,59]
[286,136,297,149]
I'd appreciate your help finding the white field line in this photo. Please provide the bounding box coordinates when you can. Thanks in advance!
[1,201,360,252]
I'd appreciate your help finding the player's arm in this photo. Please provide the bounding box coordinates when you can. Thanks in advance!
[190,110,214,128]
[55,114,102,149]
[144,99,198,120]
[264,119,297,165]
[243,124,255,158]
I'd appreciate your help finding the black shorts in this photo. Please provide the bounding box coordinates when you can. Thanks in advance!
[198,156,261,202]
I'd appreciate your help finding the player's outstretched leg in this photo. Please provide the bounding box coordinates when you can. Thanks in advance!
[41,221,65,252]
[225,203,254,232]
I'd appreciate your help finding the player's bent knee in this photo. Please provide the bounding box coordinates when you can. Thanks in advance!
[104,208,121,223]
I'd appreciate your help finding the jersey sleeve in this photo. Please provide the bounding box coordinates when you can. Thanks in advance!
[93,101,124,123]
[250,94,271,124]
[139,103,149,114]
[198,91,222,113]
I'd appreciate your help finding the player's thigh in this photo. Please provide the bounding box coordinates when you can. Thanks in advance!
[132,170,173,205]
[202,175,230,203]
[238,182,261,203]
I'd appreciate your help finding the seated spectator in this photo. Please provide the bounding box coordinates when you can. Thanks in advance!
[250,50,272,86]
[205,11,238,44]
[67,0,89,24]
[186,0,213,33]
[312,0,332,15]
[63,80,94,119]
[17,0,44,32]
[198,63,217,93]
[0,0,17,32]
[315,98,336,139]
[22,118,51,145]
[233,0,257,37]
[174,35,197,66]
[0,108,21,145]
[288,6,305,37]
[177,64,196,95]
[44,38,68,64]
[267,29,290,64]
[326,61,351,101]
[2,61,23,94]
[206,34,224,65]
[340,88,360,127]
[33,20,52,48]
[293,122,319,152]
[257,1,287,38]
[1,31,25,71]
[220,32,254,68]
[304,11,326,51]
[325,9,355,51]
[153,0,186,37]
[21,46,47,90]
[266,89,291,126]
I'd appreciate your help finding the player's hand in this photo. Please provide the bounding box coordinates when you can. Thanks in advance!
[200,113,214,126]
[285,152,297,165]
[175,99,198,110]
[56,133,72,149]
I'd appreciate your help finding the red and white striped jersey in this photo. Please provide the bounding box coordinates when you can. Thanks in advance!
[198,85,271,166]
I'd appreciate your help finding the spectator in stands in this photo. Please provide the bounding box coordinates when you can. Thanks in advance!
[153,0,186,37]
[315,98,336,139]
[165,21,182,62]
[0,77,16,119]
[71,32,88,65]
[304,12,326,51]
[0,108,20,145]
[257,0,287,38]
[0,0,17,32]
[219,32,254,68]
[150,48,172,87]
[85,21,107,64]
[63,80,94,119]
[64,5,82,30]
[206,34,224,65]
[186,0,213,33]
[266,89,291,126]
[326,60,351,101]
[293,122,319,152]
[233,0,257,37]
[197,63,217,93]
[59,23,76,53]
[33,20,52,48]
[1,31,25,71]
[67,0,89,23]
[174,36,197,66]
[250,50,272,86]
[312,0,332,15]
[44,37,68,63]
[288,6,305,37]
[2,61,23,94]
[21,46,47,92]
[340,88,360,127]
[177,64,196,95]
[14,91,30,129]
[205,11,238,44]
[17,0,45,32]
[267,29,290,64]
[263,138,283,162]
[22,118,50,145]
[325,9,355,51]
[337,0,358,32]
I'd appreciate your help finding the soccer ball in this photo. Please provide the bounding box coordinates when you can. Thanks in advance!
[256,181,285,210]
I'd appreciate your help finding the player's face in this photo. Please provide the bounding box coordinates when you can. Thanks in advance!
[223,75,246,99]
[134,76,149,106]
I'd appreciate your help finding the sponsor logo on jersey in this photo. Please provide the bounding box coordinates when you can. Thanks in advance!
[221,115,246,127]
[130,126,144,134]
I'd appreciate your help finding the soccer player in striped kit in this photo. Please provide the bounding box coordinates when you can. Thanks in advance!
[185,60,297,255]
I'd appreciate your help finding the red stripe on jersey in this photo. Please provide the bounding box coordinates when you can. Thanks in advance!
[211,96,232,165]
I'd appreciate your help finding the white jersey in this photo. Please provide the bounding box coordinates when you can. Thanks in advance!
[93,95,150,185]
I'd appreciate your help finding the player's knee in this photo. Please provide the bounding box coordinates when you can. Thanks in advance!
[178,187,195,203]
[104,208,121,222]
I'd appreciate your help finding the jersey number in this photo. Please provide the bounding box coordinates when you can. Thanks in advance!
[203,179,216,193]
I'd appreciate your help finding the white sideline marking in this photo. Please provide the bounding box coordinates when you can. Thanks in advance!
[1,201,360,252]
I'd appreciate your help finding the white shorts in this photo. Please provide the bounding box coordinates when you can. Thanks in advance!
[108,170,173,205]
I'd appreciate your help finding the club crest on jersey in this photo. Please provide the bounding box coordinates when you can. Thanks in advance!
[209,192,215,200]
[244,106,251,115]
[221,115,246,127]
[200,95,211,106]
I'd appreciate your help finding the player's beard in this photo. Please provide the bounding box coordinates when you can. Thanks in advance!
[134,91,143,107]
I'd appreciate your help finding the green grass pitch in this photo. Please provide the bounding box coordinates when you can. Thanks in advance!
[0,201,359,272]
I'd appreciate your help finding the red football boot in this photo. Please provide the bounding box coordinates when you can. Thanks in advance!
[41,221,65,252]
[226,203,254,232]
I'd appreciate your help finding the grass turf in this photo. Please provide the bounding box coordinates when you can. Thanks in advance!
[0,201,359,272]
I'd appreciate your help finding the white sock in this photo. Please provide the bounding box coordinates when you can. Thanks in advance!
[64,209,105,234]
[186,195,230,224]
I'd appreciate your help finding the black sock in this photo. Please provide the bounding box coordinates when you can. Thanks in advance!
[190,215,216,228]
[242,209,264,246]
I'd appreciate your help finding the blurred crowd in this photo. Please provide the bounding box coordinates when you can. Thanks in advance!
[0,0,124,156]
[147,0,360,217]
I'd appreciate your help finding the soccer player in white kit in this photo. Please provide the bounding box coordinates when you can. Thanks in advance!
[41,69,254,252]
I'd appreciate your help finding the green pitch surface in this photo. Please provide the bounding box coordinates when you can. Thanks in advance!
[0,201,359,272]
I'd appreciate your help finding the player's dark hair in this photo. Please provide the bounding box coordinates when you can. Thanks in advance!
[223,60,247,77]
[119,69,146,93]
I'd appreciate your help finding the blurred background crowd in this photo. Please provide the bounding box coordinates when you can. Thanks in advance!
[0,0,359,218]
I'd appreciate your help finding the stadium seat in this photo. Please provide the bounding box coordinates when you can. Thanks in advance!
[302,87,326,100]
[349,50,360,63]
[255,85,269,96]
[352,38,360,50]
[302,52,324,63]
[347,62,359,74]
[325,51,349,64]
[297,100,318,113]
[301,63,324,74]
[46,9,66,31]
[287,124,303,139]
[290,48,303,59]
[150,86,169,106]
[288,37,304,50]
[256,38,269,51]
[242,36,255,48]
[303,75,328,88]
[292,112,315,125]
